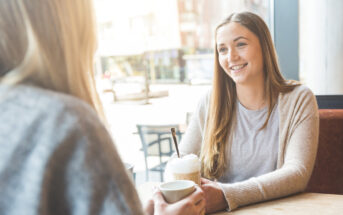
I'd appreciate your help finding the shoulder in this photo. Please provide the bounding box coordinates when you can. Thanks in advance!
[278,83,318,118]
[17,84,99,121]
[288,84,314,96]
[279,84,316,105]
[1,84,107,143]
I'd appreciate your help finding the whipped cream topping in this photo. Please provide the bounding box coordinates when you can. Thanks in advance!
[168,154,200,174]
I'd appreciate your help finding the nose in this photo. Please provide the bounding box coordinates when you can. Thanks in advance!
[227,49,239,62]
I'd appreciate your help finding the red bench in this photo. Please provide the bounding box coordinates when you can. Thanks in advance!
[306,109,343,194]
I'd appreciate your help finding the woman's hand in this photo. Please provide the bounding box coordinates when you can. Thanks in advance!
[201,178,228,213]
[143,197,155,215]
[147,185,206,215]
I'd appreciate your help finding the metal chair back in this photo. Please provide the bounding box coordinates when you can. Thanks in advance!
[136,124,182,181]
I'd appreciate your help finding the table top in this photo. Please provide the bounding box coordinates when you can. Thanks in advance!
[137,182,343,215]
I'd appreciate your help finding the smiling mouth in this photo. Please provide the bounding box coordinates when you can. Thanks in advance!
[230,63,248,71]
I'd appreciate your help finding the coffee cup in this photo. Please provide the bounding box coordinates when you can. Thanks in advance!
[159,180,195,203]
[167,154,201,185]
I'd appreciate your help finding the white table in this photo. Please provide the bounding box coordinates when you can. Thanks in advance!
[138,182,343,215]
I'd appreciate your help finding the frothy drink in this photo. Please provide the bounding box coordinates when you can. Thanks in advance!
[168,154,201,185]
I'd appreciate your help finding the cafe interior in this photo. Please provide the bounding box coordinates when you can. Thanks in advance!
[129,0,343,214]
[0,0,342,214]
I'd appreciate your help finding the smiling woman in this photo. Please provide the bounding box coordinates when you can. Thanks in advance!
[216,22,264,88]
[178,11,319,213]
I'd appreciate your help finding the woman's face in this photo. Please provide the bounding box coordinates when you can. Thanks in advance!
[216,22,264,86]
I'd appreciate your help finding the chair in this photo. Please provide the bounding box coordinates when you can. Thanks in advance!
[136,124,182,182]
[305,95,343,194]
[305,109,343,194]
[315,95,343,109]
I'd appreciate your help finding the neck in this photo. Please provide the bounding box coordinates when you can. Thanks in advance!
[236,81,266,110]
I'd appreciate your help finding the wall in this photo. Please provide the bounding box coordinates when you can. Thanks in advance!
[299,0,343,94]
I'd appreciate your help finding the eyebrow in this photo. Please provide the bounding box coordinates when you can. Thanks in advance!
[233,36,249,41]
[217,36,249,46]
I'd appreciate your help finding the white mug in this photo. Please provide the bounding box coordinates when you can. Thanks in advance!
[159,180,195,203]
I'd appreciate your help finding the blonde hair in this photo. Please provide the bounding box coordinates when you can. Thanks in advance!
[0,0,105,119]
[200,12,299,179]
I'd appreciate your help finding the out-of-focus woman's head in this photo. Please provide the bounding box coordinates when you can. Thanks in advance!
[0,0,103,115]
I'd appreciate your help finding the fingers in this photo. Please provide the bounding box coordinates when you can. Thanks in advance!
[153,185,206,215]
[152,188,166,204]
[187,196,205,215]
[193,186,206,211]
[194,186,206,214]
[176,185,204,204]
[143,198,154,215]
[191,186,205,205]
[201,177,212,185]
[174,185,205,213]
[196,198,206,214]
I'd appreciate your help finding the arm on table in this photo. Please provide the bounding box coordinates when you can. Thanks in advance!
[200,178,228,213]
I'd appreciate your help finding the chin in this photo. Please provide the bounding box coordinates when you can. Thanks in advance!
[231,76,247,85]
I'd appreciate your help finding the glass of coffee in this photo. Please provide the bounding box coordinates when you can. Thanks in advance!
[167,154,201,185]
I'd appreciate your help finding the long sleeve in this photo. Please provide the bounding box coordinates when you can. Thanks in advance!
[218,85,319,210]
[179,90,211,156]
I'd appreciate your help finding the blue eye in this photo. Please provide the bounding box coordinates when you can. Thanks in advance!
[237,42,246,47]
[218,47,227,53]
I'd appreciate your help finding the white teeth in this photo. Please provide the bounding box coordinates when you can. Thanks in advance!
[230,64,246,70]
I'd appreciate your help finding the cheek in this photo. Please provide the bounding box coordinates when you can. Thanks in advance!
[218,57,227,70]
[250,47,263,69]
[253,53,264,71]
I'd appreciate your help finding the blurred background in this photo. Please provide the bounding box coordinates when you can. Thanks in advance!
[92,0,343,185]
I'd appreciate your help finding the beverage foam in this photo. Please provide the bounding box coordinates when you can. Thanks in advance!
[168,154,200,174]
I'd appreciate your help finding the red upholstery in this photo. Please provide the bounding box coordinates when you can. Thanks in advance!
[306,109,343,194]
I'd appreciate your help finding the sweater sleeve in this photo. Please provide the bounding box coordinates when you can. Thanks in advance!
[41,104,145,215]
[178,90,211,156]
[218,86,319,211]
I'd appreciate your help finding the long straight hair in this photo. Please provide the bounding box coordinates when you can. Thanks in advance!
[200,12,299,179]
[0,0,104,119]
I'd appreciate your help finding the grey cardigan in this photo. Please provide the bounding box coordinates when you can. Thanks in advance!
[0,84,144,215]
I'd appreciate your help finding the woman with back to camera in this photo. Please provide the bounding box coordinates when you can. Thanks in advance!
[179,11,319,213]
[0,0,205,214]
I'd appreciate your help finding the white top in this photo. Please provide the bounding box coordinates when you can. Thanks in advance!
[218,101,279,183]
